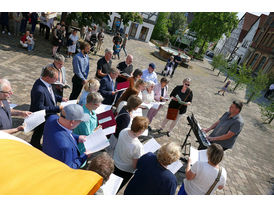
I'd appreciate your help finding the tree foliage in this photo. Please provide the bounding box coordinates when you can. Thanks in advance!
[168,12,187,36]
[259,102,274,124]
[212,54,227,71]
[66,12,111,27]
[232,64,253,91]
[151,12,171,41]
[118,12,143,27]
[246,71,269,104]
[189,12,238,53]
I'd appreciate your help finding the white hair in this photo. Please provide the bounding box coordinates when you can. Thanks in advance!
[0,79,11,91]
[146,80,155,88]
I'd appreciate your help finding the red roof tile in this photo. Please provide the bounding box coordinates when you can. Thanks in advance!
[239,12,259,42]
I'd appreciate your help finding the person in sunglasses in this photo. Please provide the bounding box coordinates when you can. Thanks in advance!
[158,78,193,137]
[0,79,31,134]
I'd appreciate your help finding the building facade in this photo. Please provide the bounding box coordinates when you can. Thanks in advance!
[245,13,274,75]
[234,14,268,65]
[220,13,258,60]
[108,12,158,43]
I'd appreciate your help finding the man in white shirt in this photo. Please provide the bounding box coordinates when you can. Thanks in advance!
[141,63,158,84]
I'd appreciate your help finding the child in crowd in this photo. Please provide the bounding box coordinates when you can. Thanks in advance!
[113,43,121,60]
[218,80,231,96]
[27,33,35,51]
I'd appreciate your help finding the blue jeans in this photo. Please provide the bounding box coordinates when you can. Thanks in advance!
[28,44,34,51]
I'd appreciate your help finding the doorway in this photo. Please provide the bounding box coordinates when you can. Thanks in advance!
[139,26,149,41]
[129,23,138,38]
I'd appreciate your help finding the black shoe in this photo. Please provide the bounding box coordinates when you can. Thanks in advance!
[148,126,152,131]
[157,128,163,134]
[166,131,170,137]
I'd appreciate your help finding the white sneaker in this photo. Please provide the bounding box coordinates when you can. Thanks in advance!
[2,31,5,34]
[8,32,11,36]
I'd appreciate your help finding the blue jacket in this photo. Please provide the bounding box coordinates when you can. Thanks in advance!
[99,75,116,105]
[30,79,62,116]
[42,115,87,169]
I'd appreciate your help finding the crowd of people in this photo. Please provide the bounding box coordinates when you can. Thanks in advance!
[0,13,246,195]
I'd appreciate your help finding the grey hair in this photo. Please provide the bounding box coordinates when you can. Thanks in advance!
[105,48,113,54]
[54,53,65,63]
[86,92,104,105]
[0,79,11,91]
[183,77,191,83]
[109,67,120,75]
[146,80,155,88]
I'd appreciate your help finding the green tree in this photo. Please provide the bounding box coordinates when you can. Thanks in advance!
[168,12,187,36]
[212,54,227,71]
[246,71,269,104]
[151,12,171,41]
[232,64,253,92]
[259,102,274,124]
[66,12,111,27]
[118,12,143,31]
[189,12,238,54]
[223,62,238,82]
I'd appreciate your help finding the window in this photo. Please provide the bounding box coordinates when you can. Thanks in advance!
[254,56,267,73]
[249,53,259,67]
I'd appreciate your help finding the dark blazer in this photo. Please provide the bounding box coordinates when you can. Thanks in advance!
[30,78,62,116]
[99,75,116,105]
[43,115,87,169]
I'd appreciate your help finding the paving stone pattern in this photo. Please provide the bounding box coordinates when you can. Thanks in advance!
[0,30,273,195]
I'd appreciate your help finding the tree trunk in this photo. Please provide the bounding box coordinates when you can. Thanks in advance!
[268,117,273,124]
[224,75,229,82]
[246,92,255,104]
[233,82,240,92]
[217,71,221,76]
[213,67,215,71]
[61,12,68,24]
[199,39,206,55]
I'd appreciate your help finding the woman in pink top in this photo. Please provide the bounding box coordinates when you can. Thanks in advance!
[147,78,169,126]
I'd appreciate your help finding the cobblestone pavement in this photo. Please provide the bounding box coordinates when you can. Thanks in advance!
[0,30,273,195]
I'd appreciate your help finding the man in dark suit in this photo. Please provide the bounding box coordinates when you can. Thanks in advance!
[99,68,120,105]
[30,67,67,150]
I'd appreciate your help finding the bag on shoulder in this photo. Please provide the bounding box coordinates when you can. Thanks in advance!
[166,108,179,120]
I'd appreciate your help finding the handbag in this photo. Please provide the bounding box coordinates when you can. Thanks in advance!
[166,90,191,120]
[205,167,222,195]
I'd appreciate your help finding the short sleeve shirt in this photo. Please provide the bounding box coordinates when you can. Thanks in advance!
[141,69,158,84]
[0,100,12,130]
[96,57,112,80]
[113,128,144,173]
[210,112,244,149]
[184,161,227,195]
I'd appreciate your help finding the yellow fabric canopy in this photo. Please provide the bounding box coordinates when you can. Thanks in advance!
[0,139,103,195]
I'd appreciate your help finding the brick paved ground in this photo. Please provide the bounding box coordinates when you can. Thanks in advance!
[0,29,273,195]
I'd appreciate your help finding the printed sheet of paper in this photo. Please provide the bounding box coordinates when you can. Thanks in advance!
[167,160,183,174]
[103,125,116,136]
[9,103,17,109]
[190,146,208,164]
[140,102,153,110]
[101,174,123,195]
[95,104,112,114]
[24,110,46,133]
[60,100,77,107]
[83,128,110,153]
[132,108,143,117]
[152,102,166,110]
[98,116,112,125]
[143,138,161,154]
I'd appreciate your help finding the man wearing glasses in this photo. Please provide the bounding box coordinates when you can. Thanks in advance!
[0,79,31,134]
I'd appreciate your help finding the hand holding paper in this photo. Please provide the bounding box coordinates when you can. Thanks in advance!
[24,110,46,133]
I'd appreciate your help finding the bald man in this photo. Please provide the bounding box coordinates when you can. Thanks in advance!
[116,54,133,83]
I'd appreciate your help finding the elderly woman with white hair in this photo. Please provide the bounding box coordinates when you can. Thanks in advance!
[158,77,193,137]
[124,142,181,195]
[141,80,155,117]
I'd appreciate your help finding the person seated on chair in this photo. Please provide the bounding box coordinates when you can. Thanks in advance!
[42,104,91,169]
[179,143,227,195]
[124,142,180,195]
[99,68,120,106]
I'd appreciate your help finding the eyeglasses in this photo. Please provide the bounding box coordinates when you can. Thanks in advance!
[0,90,12,94]
[184,83,190,87]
